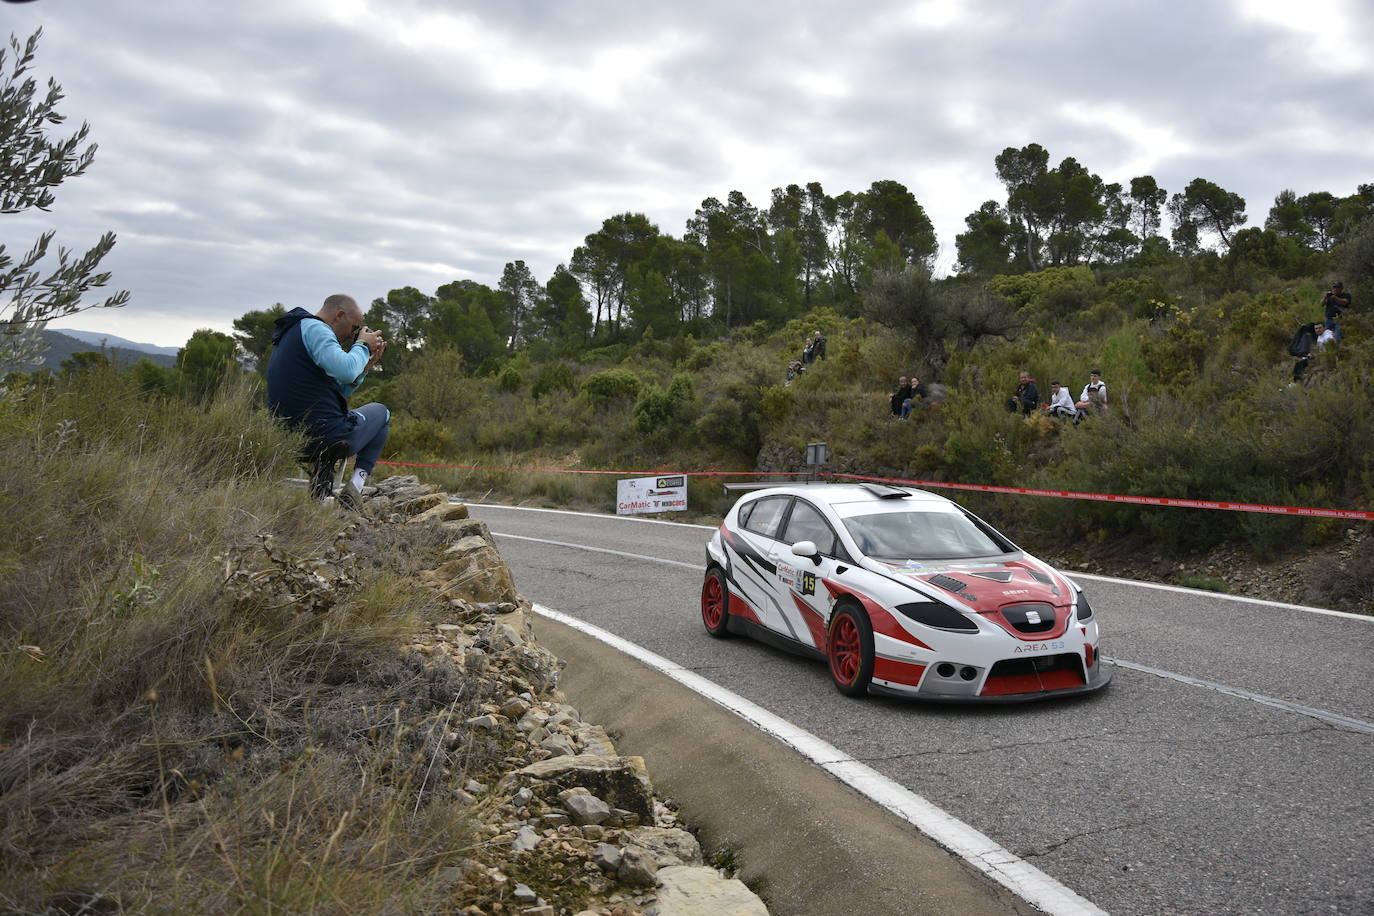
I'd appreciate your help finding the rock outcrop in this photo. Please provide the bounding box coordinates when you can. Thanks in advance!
[360,475,770,915]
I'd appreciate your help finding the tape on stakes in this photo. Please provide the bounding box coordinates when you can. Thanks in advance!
[373,461,1372,521]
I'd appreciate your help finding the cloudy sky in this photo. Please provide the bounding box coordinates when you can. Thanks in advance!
[6,0,1371,348]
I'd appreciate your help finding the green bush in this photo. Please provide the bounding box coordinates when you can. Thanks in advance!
[496,365,523,392]
[581,368,642,407]
[531,362,577,400]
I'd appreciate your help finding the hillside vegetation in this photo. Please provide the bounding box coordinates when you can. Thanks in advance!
[12,154,1372,612]
[0,369,477,910]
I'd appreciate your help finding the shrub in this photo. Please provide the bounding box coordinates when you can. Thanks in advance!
[496,365,523,392]
[581,368,641,407]
[531,361,577,400]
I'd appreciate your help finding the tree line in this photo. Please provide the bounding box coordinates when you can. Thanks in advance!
[225,145,1369,378]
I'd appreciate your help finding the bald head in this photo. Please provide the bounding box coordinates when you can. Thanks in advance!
[317,294,363,345]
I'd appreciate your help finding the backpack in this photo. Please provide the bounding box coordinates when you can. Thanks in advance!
[1288,323,1315,357]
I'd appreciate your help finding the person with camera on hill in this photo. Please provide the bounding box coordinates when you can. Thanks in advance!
[1322,281,1351,342]
[266,294,389,510]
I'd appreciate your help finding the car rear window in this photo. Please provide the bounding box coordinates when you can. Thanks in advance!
[842,509,1007,560]
[742,496,790,539]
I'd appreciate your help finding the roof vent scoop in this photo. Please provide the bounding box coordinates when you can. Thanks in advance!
[859,483,912,499]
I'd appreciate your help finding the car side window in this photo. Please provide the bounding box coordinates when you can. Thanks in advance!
[782,499,838,556]
[742,496,790,539]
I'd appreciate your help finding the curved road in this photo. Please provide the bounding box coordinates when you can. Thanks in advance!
[474,504,1373,916]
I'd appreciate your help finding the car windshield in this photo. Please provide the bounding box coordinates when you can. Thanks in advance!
[842,509,1008,560]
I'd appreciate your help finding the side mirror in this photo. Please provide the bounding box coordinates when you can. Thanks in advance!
[790,540,821,564]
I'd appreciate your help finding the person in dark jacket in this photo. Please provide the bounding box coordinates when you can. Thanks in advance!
[1005,371,1039,415]
[266,294,388,508]
[1290,322,1319,383]
[1322,281,1351,341]
[889,376,913,416]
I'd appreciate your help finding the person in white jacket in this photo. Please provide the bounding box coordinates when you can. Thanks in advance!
[1077,369,1108,416]
[1044,381,1080,423]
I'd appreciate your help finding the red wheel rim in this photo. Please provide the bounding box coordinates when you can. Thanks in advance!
[829,615,861,684]
[702,575,725,629]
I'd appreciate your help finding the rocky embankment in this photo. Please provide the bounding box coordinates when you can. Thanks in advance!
[363,475,768,916]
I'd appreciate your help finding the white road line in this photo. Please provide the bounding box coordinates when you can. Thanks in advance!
[466,501,716,530]
[1068,572,1373,622]
[499,532,1374,736]
[494,532,701,570]
[533,602,1107,916]
[1106,659,1374,735]
[473,501,1371,623]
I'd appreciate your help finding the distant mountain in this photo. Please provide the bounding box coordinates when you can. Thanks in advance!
[2,330,178,373]
[58,329,181,357]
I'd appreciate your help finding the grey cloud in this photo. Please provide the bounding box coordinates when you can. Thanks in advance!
[6,0,1372,346]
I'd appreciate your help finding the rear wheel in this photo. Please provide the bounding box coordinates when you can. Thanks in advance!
[701,567,732,638]
[827,603,874,696]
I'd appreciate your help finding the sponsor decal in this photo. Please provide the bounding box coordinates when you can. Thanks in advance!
[656,476,685,488]
[1011,640,1066,654]
[776,562,798,588]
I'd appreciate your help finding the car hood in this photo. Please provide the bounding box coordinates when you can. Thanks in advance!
[872,557,1071,613]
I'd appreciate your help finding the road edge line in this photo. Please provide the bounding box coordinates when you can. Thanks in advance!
[532,602,1107,916]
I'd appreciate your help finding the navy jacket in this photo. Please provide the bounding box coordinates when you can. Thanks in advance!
[266,308,353,447]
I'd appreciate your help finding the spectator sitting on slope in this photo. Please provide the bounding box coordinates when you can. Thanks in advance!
[1076,369,1108,417]
[1315,321,1336,351]
[1044,380,1080,423]
[1005,370,1039,415]
[890,375,913,416]
[899,376,929,418]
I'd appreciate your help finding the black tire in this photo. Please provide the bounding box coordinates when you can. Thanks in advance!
[827,602,874,696]
[700,567,732,638]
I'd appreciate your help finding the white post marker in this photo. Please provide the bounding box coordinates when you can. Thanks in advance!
[615,474,688,516]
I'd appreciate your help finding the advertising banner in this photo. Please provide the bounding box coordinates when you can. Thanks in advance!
[616,474,688,515]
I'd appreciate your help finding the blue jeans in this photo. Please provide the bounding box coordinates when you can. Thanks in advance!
[345,403,390,473]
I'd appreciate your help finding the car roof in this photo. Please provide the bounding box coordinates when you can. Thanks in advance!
[738,483,958,517]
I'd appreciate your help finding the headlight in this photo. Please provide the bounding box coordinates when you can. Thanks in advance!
[1075,592,1094,621]
[895,601,979,631]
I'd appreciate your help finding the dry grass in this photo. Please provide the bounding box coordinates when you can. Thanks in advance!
[0,369,498,912]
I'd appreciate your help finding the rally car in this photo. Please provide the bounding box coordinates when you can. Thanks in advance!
[701,483,1111,701]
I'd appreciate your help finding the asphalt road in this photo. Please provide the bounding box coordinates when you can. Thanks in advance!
[474,504,1374,916]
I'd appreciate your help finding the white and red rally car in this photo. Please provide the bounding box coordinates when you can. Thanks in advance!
[702,483,1111,701]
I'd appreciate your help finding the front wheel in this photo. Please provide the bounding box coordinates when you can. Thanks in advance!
[827,603,874,696]
[701,567,732,638]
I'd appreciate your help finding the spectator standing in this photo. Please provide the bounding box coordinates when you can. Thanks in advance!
[1076,369,1108,416]
[890,376,913,416]
[1005,371,1039,415]
[811,330,827,360]
[266,294,389,509]
[801,337,816,365]
[1322,281,1351,341]
[1044,381,1079,423]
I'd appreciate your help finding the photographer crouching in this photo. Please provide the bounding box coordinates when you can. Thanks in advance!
[267,294,389,511]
